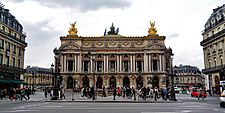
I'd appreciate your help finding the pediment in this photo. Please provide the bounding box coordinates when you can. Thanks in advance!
[59,43,81,50]
[145,43,166,50]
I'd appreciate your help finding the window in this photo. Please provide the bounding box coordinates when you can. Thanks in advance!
[123,61,129,72]
[6,42,10,51]
[6,56,9,66]
[14,33,16,37]
[97,61,103,72]
[214,58,217,67]
[0,54,3,64]
[18,59,20,68]
[109,61,115,72]
[12,57,15,67]
[221,56,223,65]
[83,61,89,72]
[137,61,142,72]
[68,60,73,71]
[208,59,211,68]
[176,78,179,83]
[153,60,158,71]
[13,45,16,53]
[2,26,5,31]
[9,30,11,35]
[18,47,21,55]
[0,39,4,49]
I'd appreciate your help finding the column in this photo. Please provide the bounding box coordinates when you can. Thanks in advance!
[90,55,93,72]
[120,55,122,72]
[78,54,81,73]
[61,55,64,72]
[144,53,148,72]
[106,55,109,72]
[64,55,67,72]
[162,55,165,72]
[133,55,135,72]
[60,54,63,73]
[74,55,77,72]
[160,54,162,71]
[149,54,151,72]
[117,55,119,73]
[104,55,106,72]
[130,55,133,72]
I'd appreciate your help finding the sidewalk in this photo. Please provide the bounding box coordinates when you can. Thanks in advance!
[46,91,182,103]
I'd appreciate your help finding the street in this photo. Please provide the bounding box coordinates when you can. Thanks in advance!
[0,92,224,113]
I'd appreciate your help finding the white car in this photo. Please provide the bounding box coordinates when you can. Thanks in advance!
[220,90,225,107]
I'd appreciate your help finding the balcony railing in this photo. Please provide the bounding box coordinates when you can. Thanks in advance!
[201,28,225,46]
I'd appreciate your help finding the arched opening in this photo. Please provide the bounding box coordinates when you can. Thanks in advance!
[152,76,159,88]
[67,76,73,89]
[109,76,116,88]
[123,76,130,87]
[136,76,143,90]
[82,76,89,87]
[96,76,103,89]
[215,76,220,94]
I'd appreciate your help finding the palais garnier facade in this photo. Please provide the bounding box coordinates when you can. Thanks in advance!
[53,21,174,90]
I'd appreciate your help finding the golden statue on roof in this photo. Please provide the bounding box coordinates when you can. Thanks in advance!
[68,21,78,35]
[148,21,157,35]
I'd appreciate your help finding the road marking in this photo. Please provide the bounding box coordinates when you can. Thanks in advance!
[141,112,177,113]
[0,110,39,112]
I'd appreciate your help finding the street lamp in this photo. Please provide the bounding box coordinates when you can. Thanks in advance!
[169,56,177,101]
[88,51,96,100]
[51,63,59,100]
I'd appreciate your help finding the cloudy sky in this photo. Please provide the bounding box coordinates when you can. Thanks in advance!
[3,0,225,69]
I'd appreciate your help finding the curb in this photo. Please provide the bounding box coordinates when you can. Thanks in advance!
[45,100,183,103]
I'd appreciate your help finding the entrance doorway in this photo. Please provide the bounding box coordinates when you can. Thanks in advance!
[123,76,130,87]
[152,76,159,88]
[96,76,103,89]
[82,76,89,87]
[136,76,143,89]
[109,76,116,88]
[67,76,73,89]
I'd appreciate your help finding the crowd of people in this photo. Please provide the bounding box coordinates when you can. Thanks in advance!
[79,85,171,101]
[0,87,31,101]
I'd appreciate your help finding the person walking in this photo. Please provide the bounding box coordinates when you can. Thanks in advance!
[198,88,204,100]
[113,87,117,100]
[0,89,3,100]
[102,86,106,97]
[132,87,136,100]
[20,88,27,100]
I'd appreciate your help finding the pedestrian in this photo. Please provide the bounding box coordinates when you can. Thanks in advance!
[117,87,121,96]
[132,87,136,100]
[0,89,3,100]
[26,87,31,100]
[20,88,27,100]
[44,89,48,98]
[113,87,117,100]
[198,88,204,100]
[154,87,158,101]
[102,86,106,97]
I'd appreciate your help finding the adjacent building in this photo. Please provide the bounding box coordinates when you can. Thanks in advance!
[53,21,174,90]
[0,5,27,90]
[24,66,53,91]
[173,65,204,88]
[201,4,225,94]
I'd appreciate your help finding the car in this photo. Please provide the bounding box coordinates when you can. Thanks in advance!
[191,89,207,98]
[220,90,225,107]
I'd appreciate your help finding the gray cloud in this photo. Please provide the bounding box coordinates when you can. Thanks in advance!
[23,21,61,67]
[167,33,179,39]
[9,0,132,12]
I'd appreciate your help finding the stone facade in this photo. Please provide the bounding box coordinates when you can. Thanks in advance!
[0,6,27,89]
[24,66,53,91]
[54,22,173,90]
[201,4,225,94]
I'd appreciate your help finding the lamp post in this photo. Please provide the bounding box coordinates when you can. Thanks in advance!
[51,63,60,100]
[88,51,96,100]
[169,56,177,101]
[72,78,75,101]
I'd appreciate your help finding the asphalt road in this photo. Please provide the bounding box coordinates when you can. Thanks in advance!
[0,101,225,113]
[0,93,224,113]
